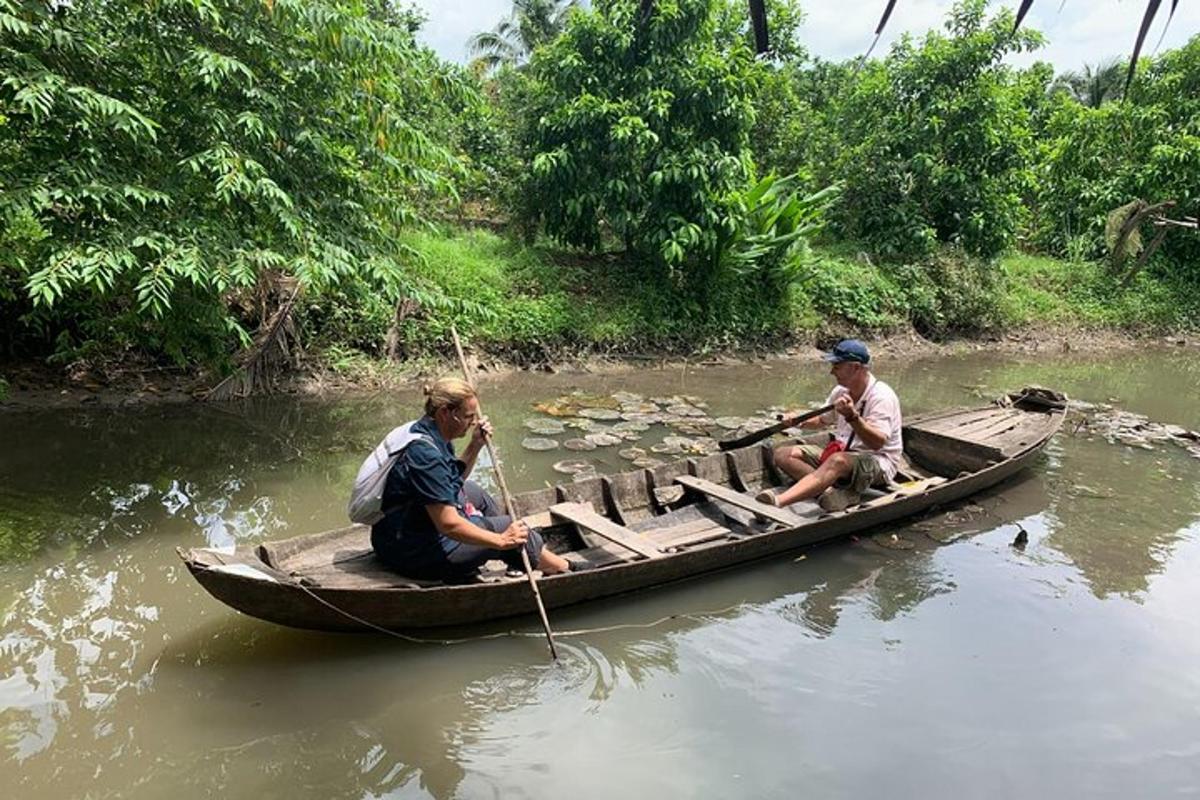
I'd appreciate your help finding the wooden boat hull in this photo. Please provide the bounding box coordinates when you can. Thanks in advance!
[180,388,1066,632]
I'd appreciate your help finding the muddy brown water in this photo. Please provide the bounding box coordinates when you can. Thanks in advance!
[3,348,1200,798]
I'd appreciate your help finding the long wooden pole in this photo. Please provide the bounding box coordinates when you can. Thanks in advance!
[450,326,558,660]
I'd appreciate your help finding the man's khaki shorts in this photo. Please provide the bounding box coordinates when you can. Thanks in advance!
[791,444,887,494]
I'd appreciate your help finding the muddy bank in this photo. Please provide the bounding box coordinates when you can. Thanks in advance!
[1,325,1194,411]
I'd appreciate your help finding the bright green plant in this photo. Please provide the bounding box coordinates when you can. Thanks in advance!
[0,0,468,364]
[1033,35,1200,283]
[832,0,1044,260]
[519,0,757,273]
[716,174,838,282]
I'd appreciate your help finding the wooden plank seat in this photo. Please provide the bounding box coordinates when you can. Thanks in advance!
[261,528,516,590]
[632,503,739,548]
[566,507,739,567]
[282,548,448,590]
[673,474,809,526]
[549,502,666,559]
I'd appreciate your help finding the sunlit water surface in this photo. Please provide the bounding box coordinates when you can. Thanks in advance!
[3,348,1199,798]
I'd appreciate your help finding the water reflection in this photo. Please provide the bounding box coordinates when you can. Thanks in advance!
[3,347,1200,797]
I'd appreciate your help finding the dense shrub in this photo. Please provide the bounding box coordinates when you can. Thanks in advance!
[0,0,467,364]
[1033,36,1200,282]
[831,0,1044,260]
[518,0,757,273]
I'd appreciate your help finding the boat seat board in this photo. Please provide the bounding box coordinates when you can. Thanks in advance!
[289,549,445,590]
[549,502,666,559]
[633,503,740,547]
[673,475,806,526]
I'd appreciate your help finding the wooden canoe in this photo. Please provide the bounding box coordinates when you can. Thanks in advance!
[179,387,1066,632]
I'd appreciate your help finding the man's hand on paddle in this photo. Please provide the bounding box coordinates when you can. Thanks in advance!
[497,519,529,549]
[834,394,858,421]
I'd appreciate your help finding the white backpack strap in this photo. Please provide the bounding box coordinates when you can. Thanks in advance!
[346,422,432,525]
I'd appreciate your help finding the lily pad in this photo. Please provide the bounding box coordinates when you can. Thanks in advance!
[669,422,713,437]
[563,438,597,451]
[521,437,558,452]
[611,391,644,405]
[618,447,647,460]
[552,458,593,475]
[563,418,595,431]
[524,417,565,435]
[666,404,706,417]
[715,416,747,430]
[613,420,649,433]
[585,432,623,447]
[578,407,622,420]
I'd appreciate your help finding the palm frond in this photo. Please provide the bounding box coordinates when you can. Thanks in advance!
[1125,0,1164,95]
[1013,0,1036,34]
[859,0,899,68]
[749,0,769,55]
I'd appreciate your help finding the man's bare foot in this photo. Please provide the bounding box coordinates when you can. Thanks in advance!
[755,489,778,507]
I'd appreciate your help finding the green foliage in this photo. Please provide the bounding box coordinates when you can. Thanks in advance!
[1032,35,1200,282]
[358,228,808,357]
[519,0,757,273]
[831,0,1044,260]
[998,252,1200,331]
[716,174,838,282]
[798,249,907,330]
[0,0,468,364]
[714,0,807,63]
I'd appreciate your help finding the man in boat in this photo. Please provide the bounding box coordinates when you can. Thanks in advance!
[357,377,574,581]
[758,339,903,511]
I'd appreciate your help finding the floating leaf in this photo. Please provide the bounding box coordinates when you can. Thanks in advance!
[578,407,622,420]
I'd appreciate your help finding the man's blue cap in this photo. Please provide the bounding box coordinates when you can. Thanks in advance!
[822,339,870,365]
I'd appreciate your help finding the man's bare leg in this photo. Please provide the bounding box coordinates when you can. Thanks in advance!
[773,444,818,481]
[766,452,854,507]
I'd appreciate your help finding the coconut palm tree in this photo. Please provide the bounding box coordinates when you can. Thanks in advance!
[1051,57,1126,107]
[467,0,582,74]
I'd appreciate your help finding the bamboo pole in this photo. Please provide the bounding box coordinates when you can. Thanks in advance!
[450,326,558,660]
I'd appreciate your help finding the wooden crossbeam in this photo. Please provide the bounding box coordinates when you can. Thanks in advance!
[673,475,800,526]
[549,502,665,560]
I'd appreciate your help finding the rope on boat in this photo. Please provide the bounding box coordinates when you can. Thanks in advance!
[293,581,745,645]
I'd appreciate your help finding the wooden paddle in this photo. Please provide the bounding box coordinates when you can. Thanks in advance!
[450,326,559,661]
[717,404,835,451]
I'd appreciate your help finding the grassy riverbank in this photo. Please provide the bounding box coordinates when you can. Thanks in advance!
[2,225,1196,407]
[304,227,1199,368]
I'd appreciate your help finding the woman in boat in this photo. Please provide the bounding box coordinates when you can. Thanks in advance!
[759,339,903,510]
[365,377,573,581]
